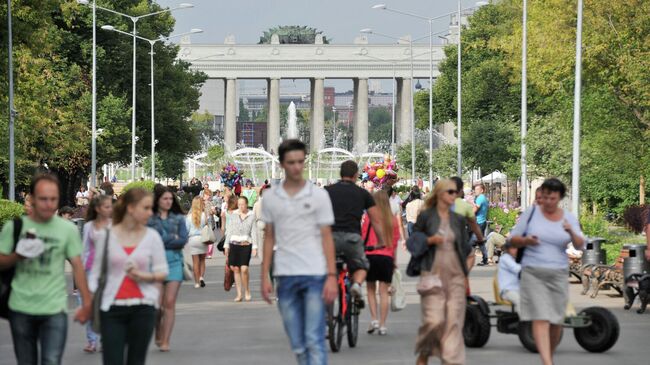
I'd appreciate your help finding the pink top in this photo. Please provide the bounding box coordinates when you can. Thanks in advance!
[362,213,399,258]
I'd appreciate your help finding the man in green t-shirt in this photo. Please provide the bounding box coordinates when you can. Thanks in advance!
[0,174,91,365]
[450,177,485,269]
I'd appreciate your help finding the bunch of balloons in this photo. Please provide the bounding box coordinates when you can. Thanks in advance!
[361,153,399,188]
[220,163,244,189]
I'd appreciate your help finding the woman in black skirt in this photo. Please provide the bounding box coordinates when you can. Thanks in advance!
[224,196,258,302]
[362,190,400,335]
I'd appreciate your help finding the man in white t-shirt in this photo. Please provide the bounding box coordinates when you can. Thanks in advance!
[261,139,337,365]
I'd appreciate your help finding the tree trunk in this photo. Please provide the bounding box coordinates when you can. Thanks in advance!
[53,168,87,208]
[641,175,646,205]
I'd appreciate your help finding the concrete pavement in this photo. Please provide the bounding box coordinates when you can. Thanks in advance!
[1,252,649,364]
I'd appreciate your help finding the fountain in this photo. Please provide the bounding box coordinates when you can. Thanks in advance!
[287,101,298,139]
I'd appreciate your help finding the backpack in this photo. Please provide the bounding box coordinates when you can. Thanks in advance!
[0,218,23,319]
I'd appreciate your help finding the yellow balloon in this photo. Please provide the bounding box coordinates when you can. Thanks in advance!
[376,169,386,179]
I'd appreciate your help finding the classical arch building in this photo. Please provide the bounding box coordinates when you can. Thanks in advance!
[179,34,447,153]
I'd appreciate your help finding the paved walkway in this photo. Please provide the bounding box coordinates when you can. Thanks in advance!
[1,252,649,364]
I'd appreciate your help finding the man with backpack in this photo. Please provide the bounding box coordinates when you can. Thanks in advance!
[0,174,92,365]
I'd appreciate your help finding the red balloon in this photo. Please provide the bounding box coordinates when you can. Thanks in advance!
[367,169,376,179]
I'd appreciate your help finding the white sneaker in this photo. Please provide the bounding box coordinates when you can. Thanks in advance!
[350,282,362,298]
[378,326,387,336]
[194,283,200,289]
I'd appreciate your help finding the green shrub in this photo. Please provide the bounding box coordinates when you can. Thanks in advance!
[487,207,519,234]
[122,180,156,194]
[580,213,609,238]
[0,200,25,227]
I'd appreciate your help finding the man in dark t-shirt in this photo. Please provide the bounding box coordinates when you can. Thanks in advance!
[645,208,650,262]
[325,160,384,298]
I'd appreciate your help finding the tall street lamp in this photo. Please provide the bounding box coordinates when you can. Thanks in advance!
[102,26,203,181]
[572,0,584,214]
[85,2,193,182]
[7,0,15,200]
[372,1,488,186]
[521,0,529,209]
[358,53,396,156]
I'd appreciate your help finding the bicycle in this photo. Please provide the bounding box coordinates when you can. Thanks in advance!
[326,255,365,352]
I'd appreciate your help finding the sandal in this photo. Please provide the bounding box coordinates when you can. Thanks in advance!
[83,343,97,353]
[367,320,379,334]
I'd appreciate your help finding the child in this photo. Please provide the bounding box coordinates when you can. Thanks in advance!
[498,241,521,312]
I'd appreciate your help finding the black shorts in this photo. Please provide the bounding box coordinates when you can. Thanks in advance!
[228,245,252,267]
[366,255,394,283]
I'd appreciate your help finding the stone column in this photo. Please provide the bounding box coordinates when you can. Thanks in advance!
[224,78,237,151]
[396,77,412,144]
[353,78,369,153]
[310,78,325,152]
[267,78,281,153]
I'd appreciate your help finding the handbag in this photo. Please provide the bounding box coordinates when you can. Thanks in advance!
[0,218,23,320]
[515,205,536,263]
[216,235,226,252]
[91,229,110,333]
[224,259,235,291]
[200,212,217,244]
[390,269,407,312]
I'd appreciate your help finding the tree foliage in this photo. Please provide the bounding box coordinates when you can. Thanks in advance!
[0,1,207,202]
[415,0,650,215]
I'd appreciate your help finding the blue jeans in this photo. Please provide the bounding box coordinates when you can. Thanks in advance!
[407,222,415,236]
[276,275,327,365]
[8,310,68,365]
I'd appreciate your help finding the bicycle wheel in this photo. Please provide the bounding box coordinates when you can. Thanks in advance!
[347,298,359,348]
[328,291,344,352]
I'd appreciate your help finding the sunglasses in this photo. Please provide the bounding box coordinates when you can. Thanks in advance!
[446,189,458,195]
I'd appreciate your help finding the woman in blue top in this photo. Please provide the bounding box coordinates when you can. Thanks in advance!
[510,178,584,365]
[148,185,188,352]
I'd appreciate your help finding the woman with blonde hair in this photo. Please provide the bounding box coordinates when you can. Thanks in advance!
[406,179,473,365]
[185,196,209,288]
[363,190,399,335]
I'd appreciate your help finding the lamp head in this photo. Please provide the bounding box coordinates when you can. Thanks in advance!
[372,4,387,10]
[101,25,115,31]
[190,28,203,34]
[360,28,373,34]
[76,0,90,5]
[178,3,194,8]
[475,1,489,7]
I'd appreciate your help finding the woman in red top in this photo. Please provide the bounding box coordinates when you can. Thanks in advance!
[363,190,399,336]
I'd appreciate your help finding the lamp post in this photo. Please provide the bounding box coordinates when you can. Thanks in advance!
[7,0,15,201]
[372,2,488,186]
[521,0,528,210]
[359,53,396,156]
[102,26,202,181]
[332,106,337,148]
[571,0,584,214]
[87,3,193,182]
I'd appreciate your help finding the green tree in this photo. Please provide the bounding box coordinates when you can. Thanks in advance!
[397,143,430,178]
[368,107,391,143]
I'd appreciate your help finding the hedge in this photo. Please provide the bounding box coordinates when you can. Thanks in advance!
[0,200,25,227]
[121,180,156,193]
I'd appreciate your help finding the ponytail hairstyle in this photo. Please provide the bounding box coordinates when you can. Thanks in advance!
[372,190,394,249]
[86,194,112,221]
[113,188,151,225]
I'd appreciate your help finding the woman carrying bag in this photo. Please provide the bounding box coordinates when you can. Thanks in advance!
[509,178,584,365]
[406,179,473,365]
[89,188,168,365]
[148,185,188,352]
[185,197,210,288]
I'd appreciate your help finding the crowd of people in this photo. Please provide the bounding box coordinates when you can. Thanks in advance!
[1,138,639,365]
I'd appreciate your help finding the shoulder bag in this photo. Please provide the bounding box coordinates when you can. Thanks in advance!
[515,206,536,263]
[200,211,217,244]
[0,218,23,319]
[390,269,407,311]
[91,229,110,333]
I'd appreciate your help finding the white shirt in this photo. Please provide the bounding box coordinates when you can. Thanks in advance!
[389,194,402,216]
[498,253,521,293]
[261,181,334,276]
[88,228,168,311]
